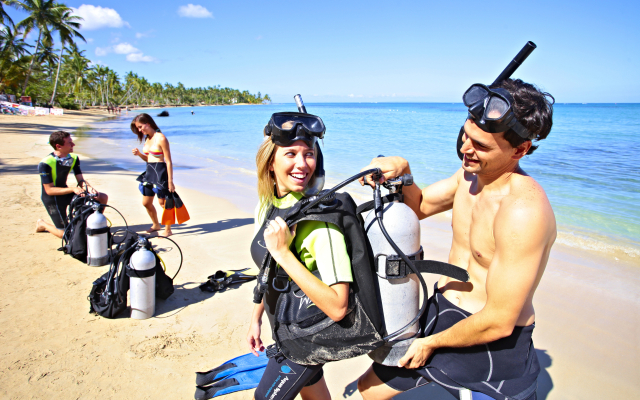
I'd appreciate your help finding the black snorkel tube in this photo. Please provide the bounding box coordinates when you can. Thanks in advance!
[457,41,537,160]
[491,41,537,86]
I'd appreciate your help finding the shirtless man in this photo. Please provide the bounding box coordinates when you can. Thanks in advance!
[357,79,556,400]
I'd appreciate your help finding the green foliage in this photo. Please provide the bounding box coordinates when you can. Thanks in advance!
[56,96,79,110]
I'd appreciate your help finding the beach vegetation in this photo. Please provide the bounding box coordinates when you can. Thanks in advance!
[0,0,269,109]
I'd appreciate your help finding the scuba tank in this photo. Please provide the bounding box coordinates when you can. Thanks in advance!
[86,203,110,266]
[364,173,423,366]
[129,237,156,319]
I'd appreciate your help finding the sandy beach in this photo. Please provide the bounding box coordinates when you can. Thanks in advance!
[0,111,638,399]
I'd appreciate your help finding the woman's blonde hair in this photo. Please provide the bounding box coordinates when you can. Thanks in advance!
[256,136,277,219]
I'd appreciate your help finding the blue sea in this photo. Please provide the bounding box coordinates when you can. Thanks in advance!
[82,103,640,259]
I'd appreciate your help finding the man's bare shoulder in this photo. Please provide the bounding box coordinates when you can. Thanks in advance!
[497,172,556,240]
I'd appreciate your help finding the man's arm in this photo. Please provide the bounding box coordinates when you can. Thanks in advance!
[359,156,462,219]
[398,197,555,369]
[42,183,83,196]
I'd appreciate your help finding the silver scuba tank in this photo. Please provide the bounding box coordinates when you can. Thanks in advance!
[365,175,423,366]
[129,240,156,319]
[86,204,110,266]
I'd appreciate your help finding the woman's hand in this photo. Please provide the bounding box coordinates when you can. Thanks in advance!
[168,181,175,193]
[132,148,141,156]
[263,217,296,264]
[246,320,264,356]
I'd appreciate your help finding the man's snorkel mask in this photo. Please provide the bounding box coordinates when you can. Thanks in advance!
[264,94,326,196]
[457,41,537,160]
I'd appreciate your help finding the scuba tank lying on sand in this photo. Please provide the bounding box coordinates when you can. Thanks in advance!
[253,166,469,365]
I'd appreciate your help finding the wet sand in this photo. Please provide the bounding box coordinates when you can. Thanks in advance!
[0,111,638,399]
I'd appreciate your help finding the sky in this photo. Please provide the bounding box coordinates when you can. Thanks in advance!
[5,0,640,103]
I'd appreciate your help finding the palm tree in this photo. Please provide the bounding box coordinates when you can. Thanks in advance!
[0,25,32,71]
[0,0,15,27]
[13,0,66,95]
[35,34,57,80]
[49,5,84,105]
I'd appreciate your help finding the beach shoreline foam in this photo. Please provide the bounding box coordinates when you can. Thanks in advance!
[1,111,639,399]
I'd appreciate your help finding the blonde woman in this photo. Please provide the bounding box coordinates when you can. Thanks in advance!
[247,112,352,400]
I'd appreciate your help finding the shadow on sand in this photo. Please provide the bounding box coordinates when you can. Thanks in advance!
[153,281,253,317]
[342,349,554,400]
[125,218,254,237]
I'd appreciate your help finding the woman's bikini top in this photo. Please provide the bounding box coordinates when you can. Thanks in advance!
[143,135,164,157]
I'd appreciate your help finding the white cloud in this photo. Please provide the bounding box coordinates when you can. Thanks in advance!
[95,46,109,56]
[86,38,94,43]
[178,4,213,18]
[72,5,129,30]
[136,30,154,39]
[126,53,157,63]
[113,42,138,54]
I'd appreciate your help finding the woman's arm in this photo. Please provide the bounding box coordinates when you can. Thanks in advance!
[158,134,175,192]
[264,217,350,322]
[246,301,266,355]
[132,147,148,162]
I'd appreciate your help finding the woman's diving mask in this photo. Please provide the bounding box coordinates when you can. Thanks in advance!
[264,109,326,196]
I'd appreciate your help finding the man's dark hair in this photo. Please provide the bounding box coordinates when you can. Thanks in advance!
[130,113,161,143]
[494,79,555,155]
[49,131,70,150]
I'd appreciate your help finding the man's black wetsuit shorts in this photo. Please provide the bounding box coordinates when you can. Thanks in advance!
[254,351,324,400]
[41,193,74,229]
[372,283,539,400]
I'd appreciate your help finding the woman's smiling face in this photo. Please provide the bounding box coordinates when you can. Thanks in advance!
[270,140,317,197]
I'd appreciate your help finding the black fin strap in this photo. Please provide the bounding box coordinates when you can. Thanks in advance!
[356,193,403,215]
[413,260,470,282]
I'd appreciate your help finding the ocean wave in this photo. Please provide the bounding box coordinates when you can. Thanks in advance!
[556,230,640,258]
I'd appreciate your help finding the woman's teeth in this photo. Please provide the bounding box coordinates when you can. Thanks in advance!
[290,173,306,180]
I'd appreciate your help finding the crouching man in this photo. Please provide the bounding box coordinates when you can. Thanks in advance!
[36,131,108,238]
[358,79,556,400]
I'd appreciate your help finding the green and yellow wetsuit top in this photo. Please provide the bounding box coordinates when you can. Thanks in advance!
[38,153,81,200]
[250,191,353,330]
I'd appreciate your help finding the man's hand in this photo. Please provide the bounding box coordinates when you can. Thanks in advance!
[397,337,437,369]
[72,186,85,195]
[359,156,410,188]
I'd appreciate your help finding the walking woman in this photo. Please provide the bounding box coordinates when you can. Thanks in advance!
[131,113,174,236]
[246,111,352,400]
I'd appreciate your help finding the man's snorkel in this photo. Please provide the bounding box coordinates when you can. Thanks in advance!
[457,41,537,160]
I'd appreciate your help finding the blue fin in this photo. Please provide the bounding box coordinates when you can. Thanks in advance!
[196,351,267,387]
[194,366,266,399]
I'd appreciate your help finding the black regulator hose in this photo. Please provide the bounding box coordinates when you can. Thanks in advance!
[299,168,381,215]
[373,181,430,342]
